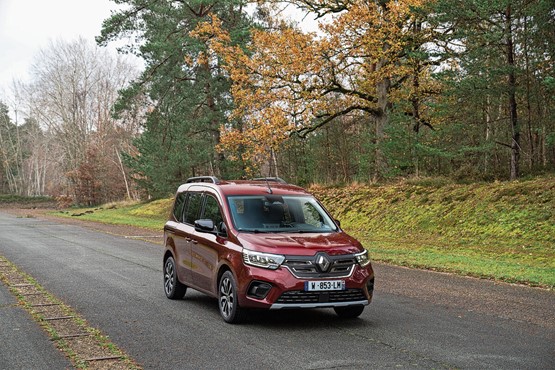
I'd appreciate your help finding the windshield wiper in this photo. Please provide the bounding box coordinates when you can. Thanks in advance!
[236,228,271,233]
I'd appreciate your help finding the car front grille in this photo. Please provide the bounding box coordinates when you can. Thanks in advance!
[282,254,356,278]
[276,289,366,305]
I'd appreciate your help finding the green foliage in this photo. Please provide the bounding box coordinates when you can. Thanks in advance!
[424,0,555,179]
[98,0,255,198]
[0,102,46,195]
[91,0,554,197]
[0,101,18,193]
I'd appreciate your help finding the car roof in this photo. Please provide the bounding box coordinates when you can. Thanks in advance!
[176,177,310,197]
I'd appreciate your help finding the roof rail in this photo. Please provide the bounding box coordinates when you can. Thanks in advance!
[252,177,287,184]
[186,176,220,184]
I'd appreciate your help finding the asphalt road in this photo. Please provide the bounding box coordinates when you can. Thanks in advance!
[0,211,553,369]
[0,282,73,369]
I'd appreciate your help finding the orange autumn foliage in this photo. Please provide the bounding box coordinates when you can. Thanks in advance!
[192,0,432,172]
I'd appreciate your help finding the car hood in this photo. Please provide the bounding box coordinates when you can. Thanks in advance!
[236,231,362,256]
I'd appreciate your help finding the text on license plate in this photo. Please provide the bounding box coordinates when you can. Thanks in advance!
[304,280,345,291]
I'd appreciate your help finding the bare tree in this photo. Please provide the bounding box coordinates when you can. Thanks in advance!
[12,38,141,203]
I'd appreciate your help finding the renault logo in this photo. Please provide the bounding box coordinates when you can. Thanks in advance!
[315,253,331,272]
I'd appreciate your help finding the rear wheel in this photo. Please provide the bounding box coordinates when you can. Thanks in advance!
[218,271,245,324]
[333,305,364,319]
[164,256,186,299]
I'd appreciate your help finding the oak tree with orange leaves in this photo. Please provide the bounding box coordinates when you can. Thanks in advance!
[193,0,436,179]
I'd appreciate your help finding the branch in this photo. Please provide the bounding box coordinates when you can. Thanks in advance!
[495,140,512,149]
[281,0,349,18]
[294,104,380,138]
[403,111,435,132]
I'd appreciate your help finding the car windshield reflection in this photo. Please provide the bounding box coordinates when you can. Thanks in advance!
[227,195,338,233]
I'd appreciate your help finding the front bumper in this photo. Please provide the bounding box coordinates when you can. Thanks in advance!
[236,263,374,310]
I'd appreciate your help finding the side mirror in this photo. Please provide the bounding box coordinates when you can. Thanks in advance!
[194,219,215,233]
[217,222,228,237]
[334,219,341,228]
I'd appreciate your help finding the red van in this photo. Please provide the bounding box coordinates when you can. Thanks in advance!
[163,177,374,323]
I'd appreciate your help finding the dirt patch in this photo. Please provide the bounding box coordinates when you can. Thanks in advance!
[23,293,55,306]
[31,304,67,318]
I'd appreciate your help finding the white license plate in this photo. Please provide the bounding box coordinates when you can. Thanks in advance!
[304,280,345,291]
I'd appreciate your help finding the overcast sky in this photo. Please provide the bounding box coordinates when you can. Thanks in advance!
[0,0,118,91]
[0,1,317,99]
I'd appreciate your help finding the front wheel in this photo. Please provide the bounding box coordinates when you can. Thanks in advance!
[164,256,187,299]
[333,305,364,319]
[218,271,245,324]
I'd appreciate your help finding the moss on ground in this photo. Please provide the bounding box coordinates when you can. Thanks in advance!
[311,176,555,288]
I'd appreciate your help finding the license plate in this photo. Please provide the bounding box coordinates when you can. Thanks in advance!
[304,280,345,291]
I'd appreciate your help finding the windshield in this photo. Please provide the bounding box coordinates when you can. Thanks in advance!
[227,195,338,233]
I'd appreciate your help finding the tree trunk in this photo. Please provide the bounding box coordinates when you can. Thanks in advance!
[506,4,520,180]
[374,77,390,182]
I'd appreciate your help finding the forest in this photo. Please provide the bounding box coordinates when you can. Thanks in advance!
[1,0,554,204]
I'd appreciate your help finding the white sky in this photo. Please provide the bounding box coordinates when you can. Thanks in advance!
[0,0,318,98]
[0,0,118,91]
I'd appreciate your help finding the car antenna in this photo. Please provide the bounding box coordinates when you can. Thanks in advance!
[265,177,273,194]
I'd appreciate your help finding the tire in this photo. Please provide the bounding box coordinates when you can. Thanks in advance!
[218,271,245,324]
[333,305,364,319]
[164,256,187,299]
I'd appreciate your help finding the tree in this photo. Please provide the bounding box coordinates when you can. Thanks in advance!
[194,0,436,180]
[0,101,21,193]
[429,0,555,180]
[97,0,255,197]
[0,101,52,196]
[17,38,139,202]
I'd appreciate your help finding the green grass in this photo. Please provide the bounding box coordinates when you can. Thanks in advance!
[52,199,172,230]
[311,176,555,289]
[50,176,555,289]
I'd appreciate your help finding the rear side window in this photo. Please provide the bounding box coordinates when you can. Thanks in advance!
[173,193,187,222]
[184,192,203,225]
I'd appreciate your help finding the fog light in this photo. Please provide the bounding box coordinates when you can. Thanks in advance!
[247,281,272,299]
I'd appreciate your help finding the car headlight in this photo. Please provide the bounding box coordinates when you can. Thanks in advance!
[355,250,371,267]
[242,249,285,270]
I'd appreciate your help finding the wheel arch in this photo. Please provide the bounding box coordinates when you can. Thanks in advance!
[216,263,232,285]
[163,249,175,268]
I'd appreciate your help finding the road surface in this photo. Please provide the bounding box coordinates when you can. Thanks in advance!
[0,211,553,369]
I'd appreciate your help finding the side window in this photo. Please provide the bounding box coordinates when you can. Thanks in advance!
[183,192,203,225]
[172,192,187,222]
[203,195,224,228]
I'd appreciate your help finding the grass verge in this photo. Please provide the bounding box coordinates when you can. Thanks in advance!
[52,199,171,231]
[49,177,555,289]
[312,176,555,289]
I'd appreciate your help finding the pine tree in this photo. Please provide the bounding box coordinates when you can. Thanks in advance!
[97,0,254,196]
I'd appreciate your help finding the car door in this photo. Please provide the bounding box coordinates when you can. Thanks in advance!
[165,192,193,283]
[190,193,225,294]
[176,191,203,286]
